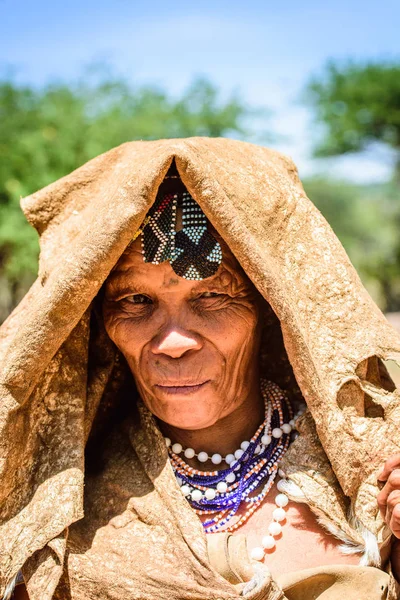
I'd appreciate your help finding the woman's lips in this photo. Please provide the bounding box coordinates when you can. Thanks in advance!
[155,381,210,395]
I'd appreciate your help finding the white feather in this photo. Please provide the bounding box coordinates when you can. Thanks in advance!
[2,574,17,600]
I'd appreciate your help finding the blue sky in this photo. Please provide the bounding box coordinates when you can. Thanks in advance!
[1,0,399,182]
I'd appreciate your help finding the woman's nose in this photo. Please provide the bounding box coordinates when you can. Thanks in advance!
[152,329,202,359]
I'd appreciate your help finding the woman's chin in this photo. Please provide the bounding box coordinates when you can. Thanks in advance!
[142,383,222,430]
[168,415,217,431]
[158,401,219,431]
[168,421,217,431]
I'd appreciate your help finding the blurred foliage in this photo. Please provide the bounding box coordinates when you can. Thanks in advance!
[304,59,400,312]
[0,68,259,322]
[303,178,400,311]
[305,60,400,174]
[2,61,400,321]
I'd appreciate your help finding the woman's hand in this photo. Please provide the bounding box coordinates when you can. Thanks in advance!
[377,453,400,538]
[378,454,400,582]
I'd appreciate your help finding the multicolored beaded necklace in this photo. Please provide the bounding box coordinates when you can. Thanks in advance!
[166,380,296,557]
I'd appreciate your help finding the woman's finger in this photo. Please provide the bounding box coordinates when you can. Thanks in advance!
[378,453,400,482]
[389,497,400,539]
[377,469,400,519]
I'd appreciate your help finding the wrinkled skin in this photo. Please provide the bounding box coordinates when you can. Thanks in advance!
[102,235,265,456]
[101,234,400,581]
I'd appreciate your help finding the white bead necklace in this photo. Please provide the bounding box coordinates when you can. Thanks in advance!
[249,468,291,561]
[167,391,304,558]
[165,378,305,547]
[249,403,305,561]
[165,398,295,466]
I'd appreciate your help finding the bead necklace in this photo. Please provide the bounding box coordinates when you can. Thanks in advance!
[166,380,295,538]
[248,468,291,561]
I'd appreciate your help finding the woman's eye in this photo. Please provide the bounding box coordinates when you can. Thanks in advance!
[124,294,153,305]
[199,292,221,299]
[192,292,229,312]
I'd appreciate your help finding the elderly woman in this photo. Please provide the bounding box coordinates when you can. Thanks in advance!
[1,138,400,600]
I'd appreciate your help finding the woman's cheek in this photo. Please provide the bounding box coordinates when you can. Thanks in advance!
[104,313,139,348]
[117,319,150,350]
[200,303,257,334]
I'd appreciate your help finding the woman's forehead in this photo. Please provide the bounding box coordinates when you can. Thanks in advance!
[107,235,250,292]
[120,232,235,270]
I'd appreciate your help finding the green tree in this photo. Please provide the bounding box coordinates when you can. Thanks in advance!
[305,60,400,177]
[304,60,400,312]
[0,68,260,322]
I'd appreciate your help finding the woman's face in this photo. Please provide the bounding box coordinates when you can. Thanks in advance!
[102,237,262,431]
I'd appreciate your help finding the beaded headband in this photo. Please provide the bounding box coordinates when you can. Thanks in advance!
[133,185,223,280]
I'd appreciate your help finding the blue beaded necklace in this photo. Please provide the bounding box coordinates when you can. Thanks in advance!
[167,380,294,533]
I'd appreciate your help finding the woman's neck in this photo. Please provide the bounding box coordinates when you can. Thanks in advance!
[158,387,265,463]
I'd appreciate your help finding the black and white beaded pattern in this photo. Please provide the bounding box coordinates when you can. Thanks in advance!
[142,193,177,265]
[140,191,222,280]
[171,192,222,280]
